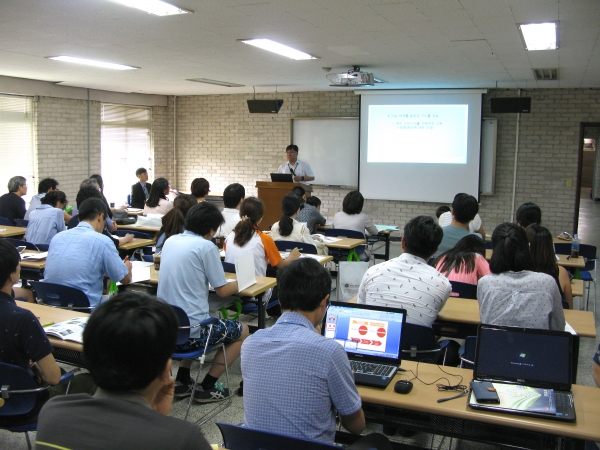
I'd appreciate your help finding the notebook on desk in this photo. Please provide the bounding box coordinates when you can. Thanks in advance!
[321,302,406,388]
[467,324,576,422]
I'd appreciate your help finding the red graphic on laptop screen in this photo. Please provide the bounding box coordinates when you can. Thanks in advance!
[348,318,389,352]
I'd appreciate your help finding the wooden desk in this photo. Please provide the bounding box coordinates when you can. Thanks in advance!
[371,229,397,262]
[572,279,583,297]
[357,361,600,446]
[324,237,365,249]
[118,237,156,251]
[485,249,586,269]
[0,225,27,237]
[279,252,334,266]
[117,223,160,234]
[20,250,46,270]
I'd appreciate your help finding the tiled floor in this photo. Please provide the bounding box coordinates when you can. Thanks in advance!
[3,205,599,449]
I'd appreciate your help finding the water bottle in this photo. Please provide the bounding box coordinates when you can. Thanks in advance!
[571,234,580,259]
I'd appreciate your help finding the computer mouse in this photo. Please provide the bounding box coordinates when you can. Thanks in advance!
[394,380,413,394]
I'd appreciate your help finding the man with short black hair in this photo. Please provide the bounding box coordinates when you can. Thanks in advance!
[25,177,62,220]
[130,167,152,209]
[434,193,482,257]
[293,185,326,233]
[158,202,249,403]
[277,144,315,182]
[216,182,245,237]
[358,216,451,328]
[516,202,542,229]
[0,175,27,224]
[44,198,132,307]
[36,291,213,449]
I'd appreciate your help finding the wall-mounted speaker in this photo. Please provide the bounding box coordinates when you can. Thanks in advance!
[247,99,284,113]
[490,97,531,114]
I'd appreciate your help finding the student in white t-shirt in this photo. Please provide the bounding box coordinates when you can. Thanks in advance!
[216,183,245,238]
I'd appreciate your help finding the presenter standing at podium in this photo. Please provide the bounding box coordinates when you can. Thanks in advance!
[277,145,315,183]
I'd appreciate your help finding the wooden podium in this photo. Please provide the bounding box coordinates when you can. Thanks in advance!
[256,181,313,231]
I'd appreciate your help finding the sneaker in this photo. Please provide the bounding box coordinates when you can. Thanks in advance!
[193,381,230,403]
[174,380,194,398]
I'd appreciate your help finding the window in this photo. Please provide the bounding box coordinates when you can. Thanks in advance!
[101,104,153,205]
[0,95,35,203]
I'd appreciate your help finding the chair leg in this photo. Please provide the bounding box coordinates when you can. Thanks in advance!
[184,323,214,421]
[196,343,233,427]
[25,432,32,450]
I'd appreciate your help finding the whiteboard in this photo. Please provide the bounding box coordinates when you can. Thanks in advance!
[290,118,359,187]
[480,118,497,195]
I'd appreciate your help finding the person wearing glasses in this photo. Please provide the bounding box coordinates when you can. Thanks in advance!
[0,175,28,224]
[277,144,315,183]
[44,198,132,307]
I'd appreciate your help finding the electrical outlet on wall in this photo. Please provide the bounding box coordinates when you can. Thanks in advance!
[566,178,573,187]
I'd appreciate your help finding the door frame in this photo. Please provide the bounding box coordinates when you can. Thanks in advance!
[574,122,600,234]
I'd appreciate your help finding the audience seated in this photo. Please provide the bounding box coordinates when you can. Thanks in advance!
[130,167,152,209]
[0,176,27,224]
[270,194,327,255]
[190,177,210,203]
[358,216,451,328]
[242,258,390,449]
[526,224,573,309]
[90,174,113,219]
[216,183,245,238]
[143,178,173,216]
[594,343,600,388]
[435,205,450,221]
[26,190,68,246]
[25,177,70,222]
[35,291,213,450]
[158,202,249,402]
[434,193,482,257]
[293,185,326,233]
[0,241,95,427]
[44,198,132,307]
[477,222,565,330]
[225,197,300,304]
[516,202,542,229]
[305,195,322,210]
[433,234,490,285]
[333,190,378,236]
[155,194,197,251]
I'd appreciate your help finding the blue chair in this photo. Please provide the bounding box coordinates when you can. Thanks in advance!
[459,336,477,369]
[170,305,232,424]
[0,362,73,450]
[14,219,28,228]
[323,228,366,262]
[126,194,131,206]
[29,281,93,312]
[217,422,339,450]
[142,254,154,263]
[4,238,39,251]
[555,242,597,312]
[449,280,478,299]
[0,216,14,226]
[274,240,317,254]
[401,323,453,364]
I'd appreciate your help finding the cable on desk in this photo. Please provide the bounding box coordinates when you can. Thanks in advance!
[401,360,467,392]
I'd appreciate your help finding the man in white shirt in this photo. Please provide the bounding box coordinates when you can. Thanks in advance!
[277,145,315,182]
[358,216,451,328]
[216,183,245,237]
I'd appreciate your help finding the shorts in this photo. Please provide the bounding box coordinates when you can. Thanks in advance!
[176,319,243,352]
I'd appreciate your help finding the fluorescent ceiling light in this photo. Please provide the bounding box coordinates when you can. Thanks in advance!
[519,22,558,51]
[48,56,139,70]
[239,39,318,60]
[107,0,192,16]
[187,78,244,87]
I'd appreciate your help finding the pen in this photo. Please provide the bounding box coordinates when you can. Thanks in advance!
[42,321,55,327]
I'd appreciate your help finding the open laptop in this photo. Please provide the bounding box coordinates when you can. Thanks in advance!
[467,324,576,422]
[321,301,406,388]
[270,173,293,182]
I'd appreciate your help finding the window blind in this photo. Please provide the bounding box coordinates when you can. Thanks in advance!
[101,104,153,205]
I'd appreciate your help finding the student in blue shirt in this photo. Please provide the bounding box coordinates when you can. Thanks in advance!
[26,190,68,246]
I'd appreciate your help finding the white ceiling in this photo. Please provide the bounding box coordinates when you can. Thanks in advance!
[1,0,599,95]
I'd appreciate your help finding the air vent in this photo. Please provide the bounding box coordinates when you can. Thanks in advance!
[532,68,559,81]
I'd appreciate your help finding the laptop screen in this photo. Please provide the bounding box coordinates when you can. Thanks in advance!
[474,325,572,390]
[322,302,406,361]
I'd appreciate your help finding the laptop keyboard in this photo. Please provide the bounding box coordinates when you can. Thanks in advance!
[350,360,396,377]
[554,391,572,410]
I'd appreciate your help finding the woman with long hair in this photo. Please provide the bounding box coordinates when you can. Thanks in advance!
[433,234,490,285]
[224,197,300,302]
[477,222,565,330]
[270,194,327,255]
[143,178,173,215]
[526,224,573,309]
[155,194,197,251]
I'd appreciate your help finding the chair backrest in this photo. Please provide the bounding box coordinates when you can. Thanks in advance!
[5,238,39,251]
[29,281,91,310]
[14,219,29,228]
[67,215,79,229]
[553,242,571,255]
[0,216,14,226]
[459,336,477,369]
[170,304,191,345]
[579,244,597,271]
[0,362,39,416]
[274,240,317,255]
[484,240,493,250]
[401,323,440,361]
[217,423,339,450]
[323,228,365,240]
[449,280,478,299]
[222,261,236,273]
[127,194,131,206]
[114,230,150,239]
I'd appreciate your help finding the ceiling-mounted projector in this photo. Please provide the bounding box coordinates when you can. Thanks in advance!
[327,66,375,87]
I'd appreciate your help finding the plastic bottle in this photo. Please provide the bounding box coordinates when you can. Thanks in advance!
[571,234,580,259]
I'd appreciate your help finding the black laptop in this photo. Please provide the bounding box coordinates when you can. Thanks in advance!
[270,173,293,182]
[321,302,406,388]
[467,324,576,422]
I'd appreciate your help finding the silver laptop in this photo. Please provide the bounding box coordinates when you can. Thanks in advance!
[321,302,406,388]
[467,324,576,422]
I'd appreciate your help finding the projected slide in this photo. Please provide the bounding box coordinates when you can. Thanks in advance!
[367,104,468,164]
[347,317,388,353]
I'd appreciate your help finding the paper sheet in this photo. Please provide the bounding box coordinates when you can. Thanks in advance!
[234,252,257,291]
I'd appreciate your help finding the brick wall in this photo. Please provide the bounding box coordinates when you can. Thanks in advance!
[169,89,600,237]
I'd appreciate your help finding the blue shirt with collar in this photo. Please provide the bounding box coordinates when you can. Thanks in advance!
[44,222,129,306]
[241,311,362,444]
[26,204,66,245]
